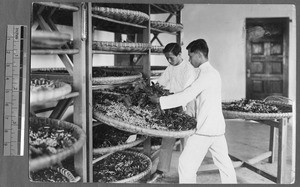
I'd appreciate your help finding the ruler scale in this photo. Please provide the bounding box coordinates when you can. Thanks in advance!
[3,25,27,156]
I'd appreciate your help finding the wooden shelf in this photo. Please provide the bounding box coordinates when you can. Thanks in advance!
[30,2,183,182]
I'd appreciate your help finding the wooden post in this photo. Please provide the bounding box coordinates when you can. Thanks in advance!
[141,4,151,83]
[176,9,183,46]
[73,3,93,182]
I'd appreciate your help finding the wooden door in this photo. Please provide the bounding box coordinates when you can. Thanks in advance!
[246,18,289,100]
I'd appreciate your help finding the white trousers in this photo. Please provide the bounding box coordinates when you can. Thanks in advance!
[178,134,237,184]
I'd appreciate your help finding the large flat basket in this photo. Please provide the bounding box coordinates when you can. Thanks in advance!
[93,135,148,154]
[222,99,293,120]
[30,80,72,105]
[92,6,150,24]
[92,66,142,85]
[93,150,152,183]
[93,110,196,138]
[151,21,183,33]
[29,117,86,172]
[93,41,151,52]
[30,166,80,182]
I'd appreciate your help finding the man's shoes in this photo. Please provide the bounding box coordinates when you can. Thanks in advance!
[147,171,164,183]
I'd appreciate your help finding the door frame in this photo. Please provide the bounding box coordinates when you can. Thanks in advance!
[245,17,290,99]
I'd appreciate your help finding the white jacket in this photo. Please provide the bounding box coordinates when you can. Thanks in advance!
[160,62,226,136]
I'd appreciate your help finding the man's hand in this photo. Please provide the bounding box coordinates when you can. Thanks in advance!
[149,95,160,104]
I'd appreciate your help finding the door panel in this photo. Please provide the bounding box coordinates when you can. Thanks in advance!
[246,18,289,99]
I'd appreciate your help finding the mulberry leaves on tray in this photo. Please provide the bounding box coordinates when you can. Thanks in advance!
[93,81,197,131]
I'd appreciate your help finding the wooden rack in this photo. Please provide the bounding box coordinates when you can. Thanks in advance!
[30,2,184,182]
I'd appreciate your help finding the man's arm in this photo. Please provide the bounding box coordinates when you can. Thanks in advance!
[159,71,212,110]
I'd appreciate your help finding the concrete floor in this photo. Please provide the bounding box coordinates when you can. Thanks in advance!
[144,119,295,184]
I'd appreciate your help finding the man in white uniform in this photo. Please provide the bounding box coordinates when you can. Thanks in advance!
[147,43,197,183]
[150,39,237,183]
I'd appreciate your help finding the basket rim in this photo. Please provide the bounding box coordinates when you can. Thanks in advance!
[93,41,151,45]
[92,6,150,24]
[93,41,151,52]
[222,100,293,120]
[30,166,79,182]
[29,117,86,172]
[93,110,196,138]
[93,150,152,183]
[31,67,68,73]
[30,80,72,105]
[150,20,183,32]
[93,135,148,154]
[92,72,142,85]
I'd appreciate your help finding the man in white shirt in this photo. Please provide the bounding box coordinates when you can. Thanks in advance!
[149,39,237,183]
[147,43,197,183]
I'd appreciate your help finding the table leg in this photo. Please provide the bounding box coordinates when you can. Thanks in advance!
[268,126,276,163]
[277,118,288,183]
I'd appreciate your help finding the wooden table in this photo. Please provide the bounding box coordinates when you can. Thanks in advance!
[196,118,290,183]
[227,118,289,184]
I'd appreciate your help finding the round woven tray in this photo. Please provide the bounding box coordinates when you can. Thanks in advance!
[93,111,196,138]
[31,67,142,85]
[30,166,80,182]
[93,135,148,154]
[92,67,142,85]
[31,67,69,73]
[222,100,293,120]
[93,150,152,183]
[31,30,71,49]
[30,80,72,105]
[92,6,150,25]
[151,21,183,33]
[31,68,72,84]
[93,41,151,52]
[29,117,86,172]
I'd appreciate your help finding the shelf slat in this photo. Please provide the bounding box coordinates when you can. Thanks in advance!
[31,49,79,55]
[92,14,147,29]
[151,4,176,15]
[92,50,148,55]
[151,28,178,35]
[35,2,79,11]
[56,92,80,100]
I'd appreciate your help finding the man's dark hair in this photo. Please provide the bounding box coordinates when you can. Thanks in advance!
[186,39,209,58]
[163,43,181,56]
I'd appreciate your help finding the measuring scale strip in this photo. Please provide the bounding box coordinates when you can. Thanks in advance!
[3,25,26,156]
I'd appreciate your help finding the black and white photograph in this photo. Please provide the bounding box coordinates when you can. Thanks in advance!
[0,0,298,186]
